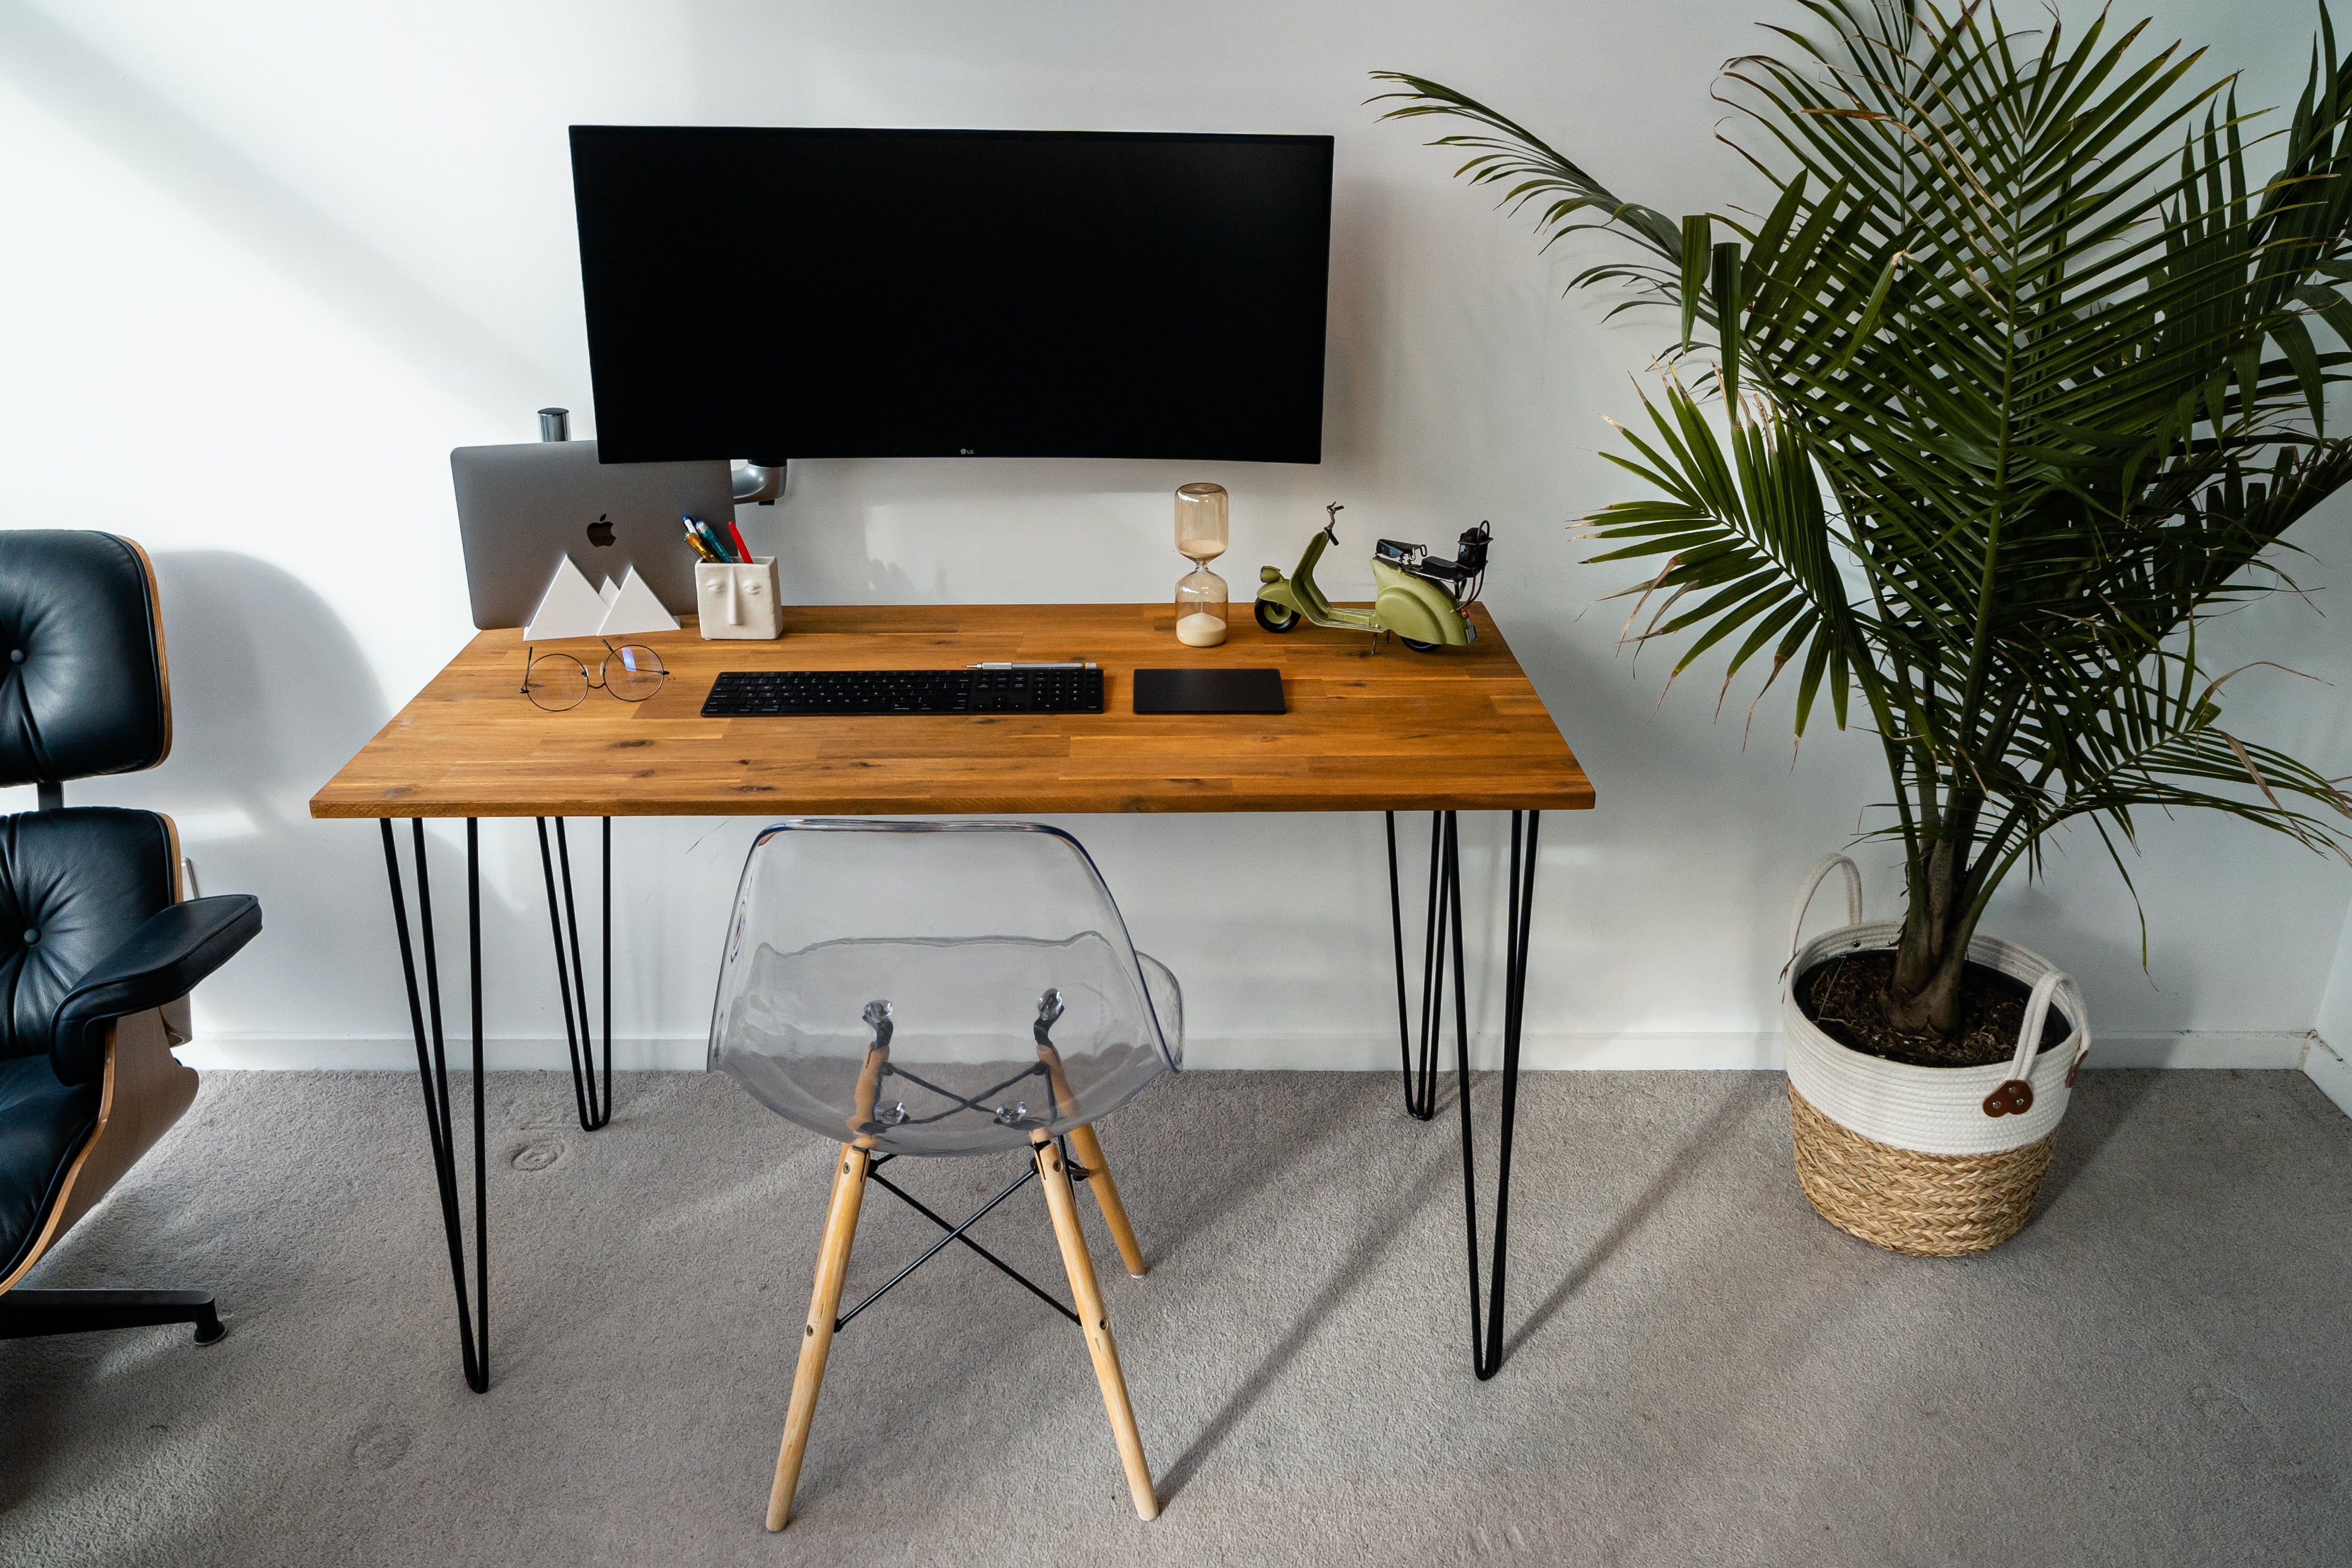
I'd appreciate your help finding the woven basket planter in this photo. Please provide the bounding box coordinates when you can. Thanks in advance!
[1781,855,2091,1257]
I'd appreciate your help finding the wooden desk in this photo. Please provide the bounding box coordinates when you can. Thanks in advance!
[313,603,1590,1394]
[311,603,1591,819]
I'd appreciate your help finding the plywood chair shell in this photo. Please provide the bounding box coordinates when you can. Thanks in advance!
[0,1006,198,1296]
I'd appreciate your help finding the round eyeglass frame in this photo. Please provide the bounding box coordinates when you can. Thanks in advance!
[520,639,667,711]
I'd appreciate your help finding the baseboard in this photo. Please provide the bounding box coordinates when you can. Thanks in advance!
[2304,1033,2352,1117]
[179,1030,2318,1074]
[1188,1031,2314,1071]
[1183,1033,1788,1071]
[2087,1033,2314,1069]
[177,1036,700,1072]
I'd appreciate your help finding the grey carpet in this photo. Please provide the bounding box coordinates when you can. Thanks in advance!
[1,1067,2348,1567]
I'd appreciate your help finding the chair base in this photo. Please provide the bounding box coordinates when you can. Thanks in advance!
[0,1288,223,1345]
[765,1129,1157,1530]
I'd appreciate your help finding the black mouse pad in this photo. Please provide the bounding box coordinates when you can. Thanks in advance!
[1132,667,1286,714]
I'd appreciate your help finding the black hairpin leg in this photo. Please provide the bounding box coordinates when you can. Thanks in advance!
[1386,808,1542,1380]
[536,817,614,1130]
[380,817,489,1392]
[1387,810,1448,1121]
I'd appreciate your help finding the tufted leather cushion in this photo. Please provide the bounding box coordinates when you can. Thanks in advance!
[0,1052,100,1280]
[0,531,169,787]
[0,810,174,1062]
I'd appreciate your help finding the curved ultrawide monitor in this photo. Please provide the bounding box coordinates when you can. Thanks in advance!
[569,126,1334,465]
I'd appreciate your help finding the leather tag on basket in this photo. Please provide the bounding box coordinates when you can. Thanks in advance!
[1982,1079,2034,1117]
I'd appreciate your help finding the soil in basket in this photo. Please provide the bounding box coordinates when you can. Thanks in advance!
[1796,950,2069,1069]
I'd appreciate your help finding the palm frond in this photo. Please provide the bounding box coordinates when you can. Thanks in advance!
[1380,0,2352,1004]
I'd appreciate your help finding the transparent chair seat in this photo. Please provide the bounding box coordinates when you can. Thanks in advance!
[709,820,1182,1156]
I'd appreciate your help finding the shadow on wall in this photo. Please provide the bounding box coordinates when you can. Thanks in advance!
[141,551,396,1033]
[0,0,550,410]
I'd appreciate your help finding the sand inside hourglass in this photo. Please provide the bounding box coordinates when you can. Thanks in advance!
[1176,609,1226,646]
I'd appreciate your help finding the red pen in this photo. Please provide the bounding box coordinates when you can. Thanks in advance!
[724,517,753,564]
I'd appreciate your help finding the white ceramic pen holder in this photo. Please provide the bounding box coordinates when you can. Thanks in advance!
[697,558,782,640]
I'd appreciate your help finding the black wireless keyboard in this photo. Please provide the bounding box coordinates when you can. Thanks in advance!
[701,667,1105,716]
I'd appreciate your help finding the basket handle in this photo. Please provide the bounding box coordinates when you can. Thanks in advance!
[1787,853,1863,964]
[1983,970,2091,1117]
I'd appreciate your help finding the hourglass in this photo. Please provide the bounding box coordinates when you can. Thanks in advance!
[1173,482,1229,647]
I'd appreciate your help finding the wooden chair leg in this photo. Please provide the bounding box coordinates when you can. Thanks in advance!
[1034,1132,1159,1521]
[1031,1028,1145,1278]
[1065,1123,1147,1278]
[767,1144,870,1532]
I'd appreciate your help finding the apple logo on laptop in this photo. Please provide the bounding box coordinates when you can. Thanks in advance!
[586,513,616,547]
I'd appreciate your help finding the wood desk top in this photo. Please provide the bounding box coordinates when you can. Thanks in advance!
[310,603,1592,819]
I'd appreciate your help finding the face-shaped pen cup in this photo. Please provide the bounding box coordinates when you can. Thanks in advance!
[697,557,782,639]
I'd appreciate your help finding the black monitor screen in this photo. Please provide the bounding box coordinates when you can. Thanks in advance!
[569,127,1334,464]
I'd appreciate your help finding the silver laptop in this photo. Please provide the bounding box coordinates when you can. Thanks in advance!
[451,440,736,629]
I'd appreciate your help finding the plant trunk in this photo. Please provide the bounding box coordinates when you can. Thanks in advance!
[1886,803,1980,1039]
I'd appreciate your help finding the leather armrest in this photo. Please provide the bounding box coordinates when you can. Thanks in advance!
[51,895,262,1085]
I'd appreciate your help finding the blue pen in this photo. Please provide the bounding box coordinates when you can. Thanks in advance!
[685,514,737,563]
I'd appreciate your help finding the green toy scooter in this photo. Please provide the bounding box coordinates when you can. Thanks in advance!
[1254,504,1490,651]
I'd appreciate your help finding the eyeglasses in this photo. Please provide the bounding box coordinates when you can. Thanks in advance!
[520,641,667,711]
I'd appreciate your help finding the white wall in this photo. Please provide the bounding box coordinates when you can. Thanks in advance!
[3,0,2348,1070]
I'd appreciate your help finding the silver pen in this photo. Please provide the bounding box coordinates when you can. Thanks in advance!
[966,660,1098,670]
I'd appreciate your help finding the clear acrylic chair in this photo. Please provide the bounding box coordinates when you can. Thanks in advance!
[709,819,1181,1529]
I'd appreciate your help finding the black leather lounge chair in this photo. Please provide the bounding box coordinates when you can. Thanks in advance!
[0,530,261,1345]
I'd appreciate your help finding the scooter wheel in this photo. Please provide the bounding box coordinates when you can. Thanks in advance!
[1254,601,1300,633]
[1398,636,1441,652]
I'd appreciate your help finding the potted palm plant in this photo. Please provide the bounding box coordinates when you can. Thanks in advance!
[1379,1,2352,1252]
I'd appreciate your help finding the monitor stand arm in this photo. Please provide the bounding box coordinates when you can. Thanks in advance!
[733,461,785,506]
[538,406,783,507]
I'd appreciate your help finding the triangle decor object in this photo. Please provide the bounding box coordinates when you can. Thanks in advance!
[598,567,680,637]
[521,557,610,642]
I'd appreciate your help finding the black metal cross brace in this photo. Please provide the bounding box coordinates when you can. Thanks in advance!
[837,1149,1081,1331]
[877,1059,1051,1131]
